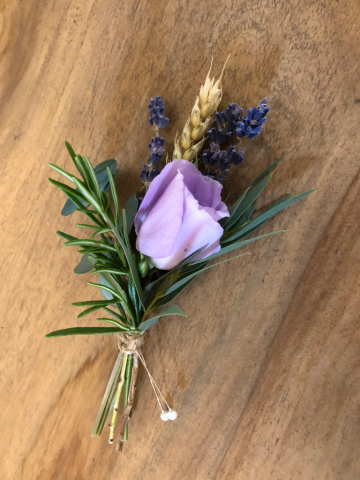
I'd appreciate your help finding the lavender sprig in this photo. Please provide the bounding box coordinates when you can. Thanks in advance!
[148,96,169,130]
[142,97,169,186]
[148,136,165,166]
[236,98,269,140]
[208,103,243,145]
[201,142,244,183]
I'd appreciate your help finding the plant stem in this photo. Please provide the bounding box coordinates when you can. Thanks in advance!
[91,350,124,436]
[123,354,133,441]
[116,352,139,452]
[108,352,128,444]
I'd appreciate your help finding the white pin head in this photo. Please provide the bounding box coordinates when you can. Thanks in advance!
[160,411,169,421]
[167,409,177,421]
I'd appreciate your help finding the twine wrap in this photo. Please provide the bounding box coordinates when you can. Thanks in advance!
[116,333,144,354]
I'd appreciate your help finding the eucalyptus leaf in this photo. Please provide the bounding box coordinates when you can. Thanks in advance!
[99,274,116,301]
[59,159,117,216]
[74,253,94,274]
[139,305,186,332]
[124,194,138,235]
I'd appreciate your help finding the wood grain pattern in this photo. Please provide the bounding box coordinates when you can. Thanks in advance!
[0,0,359,479]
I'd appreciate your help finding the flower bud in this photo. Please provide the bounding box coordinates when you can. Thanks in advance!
[137,254,149,278]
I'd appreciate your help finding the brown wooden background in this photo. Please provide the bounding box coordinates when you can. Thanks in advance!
[1,0,360,479]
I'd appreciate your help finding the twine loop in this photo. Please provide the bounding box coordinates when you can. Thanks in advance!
[116,333,144,354]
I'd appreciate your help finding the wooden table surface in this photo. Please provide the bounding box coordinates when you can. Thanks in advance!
[1,1,360,479]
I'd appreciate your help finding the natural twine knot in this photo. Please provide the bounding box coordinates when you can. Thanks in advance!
[116,333,144,354]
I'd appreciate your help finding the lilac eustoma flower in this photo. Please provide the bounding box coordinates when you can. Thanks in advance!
[134,160,230,270]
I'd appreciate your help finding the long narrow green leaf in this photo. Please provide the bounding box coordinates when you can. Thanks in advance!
[97,318,129,330]
[152,277,195,308]
[48,163,78,183]
[74,155,91,189]
[72,299,120,307]
[87,282,123,300]
[195,231,286,263]
[48,178,87,203]
[107,167,119,221]
[144,245,208,300]
[91,268,126,276]
[76,223,99,230]
[91,350,124,436]
[65,141,77,163]
[102,307,127,323]
[165,252,250,295]
[82,155,102,200]
[90,228,112,239]
[224,196,291,242]
[107,216,144,306]
[139,305,186,332]
[71,178,105,218]
[46,327,123,337]
[249,157,282,189]
[121,210,132,252]
[75,206,104,227]
[98,271,126,301]
[64,239,117,252]
[224,190,316,243]
[227,188,249,218]
[127,273,139,325]
[56,231,78,242]
[226,172,274,230]
[77,305,103,318]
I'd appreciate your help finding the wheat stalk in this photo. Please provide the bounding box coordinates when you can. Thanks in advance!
[173,56,230,162]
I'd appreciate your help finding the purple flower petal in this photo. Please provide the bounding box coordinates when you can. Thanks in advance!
[150,183,224,270]
[136,172,184,258]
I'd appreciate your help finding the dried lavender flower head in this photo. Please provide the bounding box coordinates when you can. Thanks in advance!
[207,103,243,146]
[148,96,169,130]
[148,136,165,166]
[201,143,244,183]
[236,98,269,140]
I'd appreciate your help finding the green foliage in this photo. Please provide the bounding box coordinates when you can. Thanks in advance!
[60,141,116,216]
[139,305,186,332]
[47,148,315,341]
[221,158,316,248]
[46,327,124,337]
